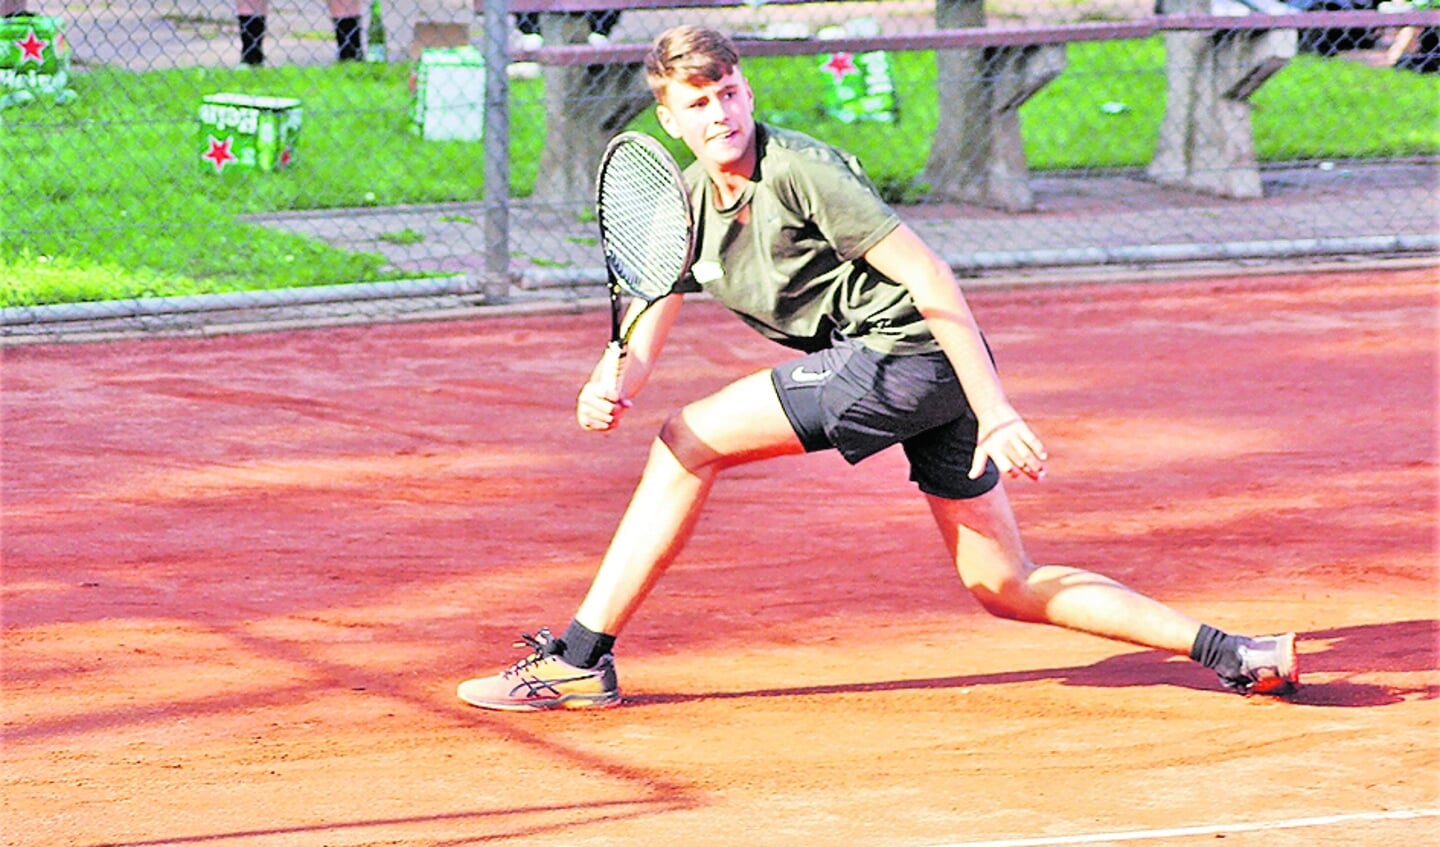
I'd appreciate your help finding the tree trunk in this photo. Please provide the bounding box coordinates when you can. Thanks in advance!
[922,0,987,203]
[923,0,1061,211]
[531,13,651,207]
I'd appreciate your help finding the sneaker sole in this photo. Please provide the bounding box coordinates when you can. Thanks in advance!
[457,690,622,712]
[1248,632,1299,697]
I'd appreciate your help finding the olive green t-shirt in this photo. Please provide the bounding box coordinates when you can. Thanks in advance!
[677,124,940,355]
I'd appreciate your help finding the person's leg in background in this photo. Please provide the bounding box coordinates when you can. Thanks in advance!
[586,10,619,42]
[235,0,268,66]
[329,0,362,62]
[514,12,542,49]
[236,1,364,66]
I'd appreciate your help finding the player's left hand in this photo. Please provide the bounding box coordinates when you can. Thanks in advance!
[970,414,1047,481]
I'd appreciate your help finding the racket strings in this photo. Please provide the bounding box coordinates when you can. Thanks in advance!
[598,143,692,301]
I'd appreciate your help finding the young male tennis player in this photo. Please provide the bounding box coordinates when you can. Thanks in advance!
[457,24,1299,710]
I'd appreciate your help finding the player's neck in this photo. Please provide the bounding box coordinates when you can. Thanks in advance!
[708,175,746,209]
[707,151,756,208]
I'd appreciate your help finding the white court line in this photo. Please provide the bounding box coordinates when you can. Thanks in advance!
[927,808,1440,847]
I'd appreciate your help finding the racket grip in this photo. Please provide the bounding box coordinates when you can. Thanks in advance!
[599,340,627,400]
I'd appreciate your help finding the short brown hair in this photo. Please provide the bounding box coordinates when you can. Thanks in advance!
[644,25,740,102]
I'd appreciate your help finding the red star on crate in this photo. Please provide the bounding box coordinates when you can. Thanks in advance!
[822,52,857,82]
[278,146,293,168]
[203,136,238,172]
[15,28,48,64]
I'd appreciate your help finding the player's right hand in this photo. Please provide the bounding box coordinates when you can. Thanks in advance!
[576,379,631,432]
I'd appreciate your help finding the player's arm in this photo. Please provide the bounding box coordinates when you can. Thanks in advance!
[578,294,687,432]
[862,224,1047,480]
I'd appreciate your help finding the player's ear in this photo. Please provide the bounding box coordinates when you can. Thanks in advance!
[742,74,757,112]
[655,103,681,139]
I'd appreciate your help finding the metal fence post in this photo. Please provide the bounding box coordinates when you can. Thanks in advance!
[481,0,511,303]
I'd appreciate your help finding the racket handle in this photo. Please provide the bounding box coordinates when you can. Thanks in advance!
[599,340,627,400]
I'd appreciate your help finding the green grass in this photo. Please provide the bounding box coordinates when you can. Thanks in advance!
[2,61,546,306]
[2,39,1436,306]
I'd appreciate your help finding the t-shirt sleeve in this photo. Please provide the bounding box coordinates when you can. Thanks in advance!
[781,153,900,261]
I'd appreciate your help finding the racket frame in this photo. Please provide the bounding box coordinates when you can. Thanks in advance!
[593,131,696,396]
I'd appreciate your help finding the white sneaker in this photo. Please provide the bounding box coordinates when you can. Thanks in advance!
[457,628,621,711]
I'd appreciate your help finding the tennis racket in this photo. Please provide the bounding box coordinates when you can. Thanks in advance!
[594,131,696,398]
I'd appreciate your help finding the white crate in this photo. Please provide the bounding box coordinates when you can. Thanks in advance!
[411,46,485,142]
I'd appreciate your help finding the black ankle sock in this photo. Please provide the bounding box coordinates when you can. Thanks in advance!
[1190,624,1244,678]
[333,16,362,61]
[237,14,266,65]
[558,620,616,669]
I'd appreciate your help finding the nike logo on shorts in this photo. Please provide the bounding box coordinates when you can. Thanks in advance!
[789,366,831,384]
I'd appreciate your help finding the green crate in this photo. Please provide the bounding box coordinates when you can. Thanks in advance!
[0,15,76,108]
[199,93,303,174]
[820,50,898,125]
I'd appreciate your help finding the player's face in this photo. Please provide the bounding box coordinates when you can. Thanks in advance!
[656,66,756,175]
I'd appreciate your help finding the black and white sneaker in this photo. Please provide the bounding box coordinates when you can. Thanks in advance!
[1221,632,1299,696]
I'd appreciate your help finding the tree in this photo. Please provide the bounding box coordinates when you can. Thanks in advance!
[530,14,651,206]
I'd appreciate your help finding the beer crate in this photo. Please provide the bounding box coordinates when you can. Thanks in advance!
[410,46,485,142]
[820,50,898,125]
[198,93,302,174]
[816,20,898,125]
[0,14,76,107]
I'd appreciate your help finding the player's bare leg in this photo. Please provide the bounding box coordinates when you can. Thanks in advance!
[458,370,803,710]
[928,483,1200,651]
[574,369,805,635]
[927,484,1297,693]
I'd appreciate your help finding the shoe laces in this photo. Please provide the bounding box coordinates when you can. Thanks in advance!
[503,627,563,677]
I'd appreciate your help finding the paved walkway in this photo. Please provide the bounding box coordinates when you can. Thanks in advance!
[54,0,941,71]
[58,1,476,71]
[238,160,1438,293]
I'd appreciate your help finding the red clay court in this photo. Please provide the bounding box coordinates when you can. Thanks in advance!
[2,264,1436,847]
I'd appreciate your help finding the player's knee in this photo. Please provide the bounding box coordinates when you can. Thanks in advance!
[657,412,721,472]
[967,577,1046,623]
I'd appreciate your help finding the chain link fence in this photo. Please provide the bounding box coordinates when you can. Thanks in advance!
[1,0,1436,339]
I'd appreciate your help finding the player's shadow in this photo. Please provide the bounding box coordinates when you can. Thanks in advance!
[625,619,1437,709]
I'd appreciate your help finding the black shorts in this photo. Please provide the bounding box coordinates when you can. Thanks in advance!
[769,336,1000,500]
